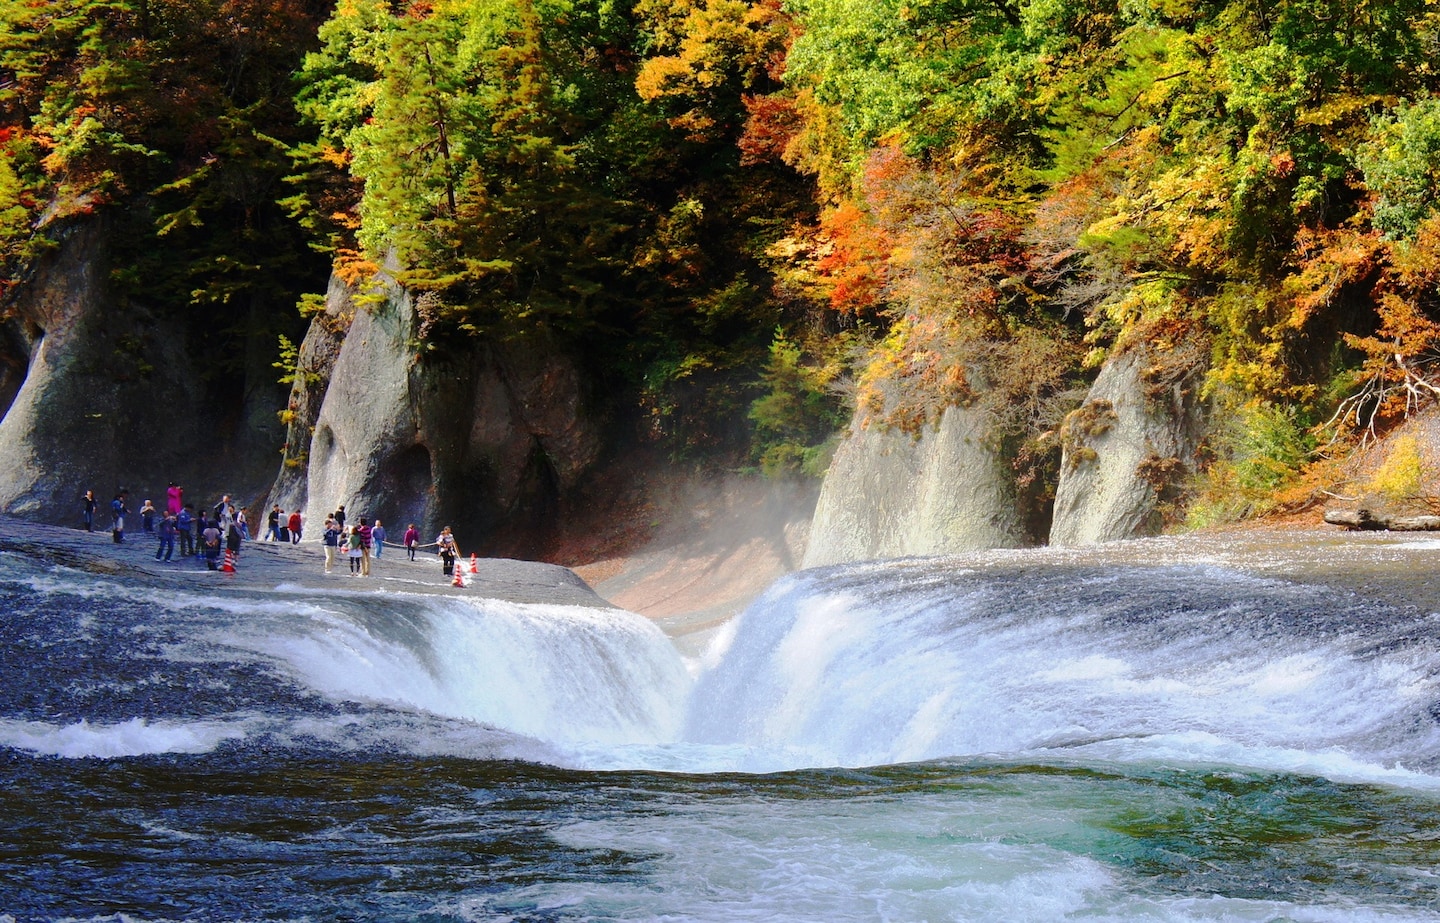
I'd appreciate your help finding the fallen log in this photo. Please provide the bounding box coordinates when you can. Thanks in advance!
[1324,509,1440,531]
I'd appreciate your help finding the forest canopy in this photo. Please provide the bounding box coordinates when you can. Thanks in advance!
[5,0,1440,509]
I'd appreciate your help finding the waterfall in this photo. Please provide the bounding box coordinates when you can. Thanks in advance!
[685,559,1440,781]
[8,548,1440,784]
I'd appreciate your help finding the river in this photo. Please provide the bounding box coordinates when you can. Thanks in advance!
[3,531,1440,921]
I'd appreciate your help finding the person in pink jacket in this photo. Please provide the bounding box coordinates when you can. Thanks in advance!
[403,523,419,561]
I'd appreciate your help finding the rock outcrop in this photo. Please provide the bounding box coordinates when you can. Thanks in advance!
[267,274,351,516]
[0,219,284,522]
[1048,342,1207,546]
[282,272,603,547]
[802,403,1025,567]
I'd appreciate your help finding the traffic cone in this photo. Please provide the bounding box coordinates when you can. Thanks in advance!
[451,568,465,588]
[221,548,236,573]
[469,553,479,574]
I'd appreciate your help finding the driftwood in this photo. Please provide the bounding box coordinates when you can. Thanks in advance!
[1324,509,1440,531]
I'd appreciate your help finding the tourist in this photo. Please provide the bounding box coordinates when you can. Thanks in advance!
[110,491,129,543]
[201,519,222,570]
[436,526,457,576]
[193,510,209,555]
[322,518,340,574]
[357,518,373,576]
[288,509,303,544]
[177,504,195,557]
[372,520,386,559]
[82,490,97,532]
[334,505,346,530]
[140,499,157,533]
[226,522,242,561]
[265,504,281,542]
[236,506,250,540]
[346,526,363,575]
[213,495,235,530]
[166,482,183,516]
[154,511,176,562]
[404,523,419,561]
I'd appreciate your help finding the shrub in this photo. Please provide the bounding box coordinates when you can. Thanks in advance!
[1184,403,1313,527]
[1367,435,1424,503]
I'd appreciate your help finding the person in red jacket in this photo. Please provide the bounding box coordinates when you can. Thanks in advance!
[287,510,302,544]
[404,523,419,561]
[357,518,373,576]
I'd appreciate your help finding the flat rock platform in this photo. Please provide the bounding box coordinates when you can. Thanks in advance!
[0,517,609,608]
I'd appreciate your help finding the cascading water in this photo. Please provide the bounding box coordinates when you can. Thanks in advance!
[4,538,1440,921]
[685,560,1440,780]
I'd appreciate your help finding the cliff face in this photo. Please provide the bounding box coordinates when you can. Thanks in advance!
[279,273,602,547]
[803,339,1210,565]
[0,219,284,522]
[268,273,351,516]
[802,404,1025,567]
[1049,344,1207,547]
[0,225,1209,559]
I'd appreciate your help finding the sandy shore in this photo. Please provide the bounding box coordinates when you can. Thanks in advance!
[0,516,610,609]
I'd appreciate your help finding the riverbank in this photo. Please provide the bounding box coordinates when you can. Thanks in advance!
[0,516,609,609]
[8,511,1440,645]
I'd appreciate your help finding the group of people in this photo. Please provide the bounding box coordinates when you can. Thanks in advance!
[83,487,467,581]
[308,513,461,578]
[85,485,248,571]
[263,505,307,543]
[318,511,386,576]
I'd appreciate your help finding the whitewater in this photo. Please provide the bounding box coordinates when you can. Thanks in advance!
[3,531,1440,921]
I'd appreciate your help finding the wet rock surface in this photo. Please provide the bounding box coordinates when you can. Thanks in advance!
[0,516,609,608]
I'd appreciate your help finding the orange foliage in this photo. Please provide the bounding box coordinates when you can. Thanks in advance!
[816,200,890,315]
[1283,227,1384,332]
[634,0,790,141]
[1331,218,1440,442]
[333,248,379,286]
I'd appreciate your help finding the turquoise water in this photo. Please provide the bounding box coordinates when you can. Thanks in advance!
[2,548,1439,920]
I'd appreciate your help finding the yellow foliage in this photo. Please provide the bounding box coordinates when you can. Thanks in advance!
[1367,435,1425,503]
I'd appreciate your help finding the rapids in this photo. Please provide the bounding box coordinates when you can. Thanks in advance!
[4,531,1440,920]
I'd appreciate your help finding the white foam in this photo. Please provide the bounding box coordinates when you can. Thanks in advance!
[680,565,1440,782]
[0,717,249,758]
[231,593,692,749]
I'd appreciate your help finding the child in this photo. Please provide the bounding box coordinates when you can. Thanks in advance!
[347,526,364,576]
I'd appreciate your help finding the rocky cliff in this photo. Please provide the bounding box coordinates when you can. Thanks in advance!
[802,336,1210,565]
[1049,342,1207,546]
[0,218,286,523]
[802,403,1025,567]
[276,272,603,550]
[0,224,1210,561]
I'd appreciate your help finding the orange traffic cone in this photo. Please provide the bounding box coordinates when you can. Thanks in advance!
[221,548,236,573]
[469,553,479,574]
[451,567,465,588]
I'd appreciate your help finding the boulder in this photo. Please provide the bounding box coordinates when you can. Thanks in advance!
[1049,343,1206,546]
[802,403,1024,568]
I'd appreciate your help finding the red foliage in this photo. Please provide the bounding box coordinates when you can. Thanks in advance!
[738,93,799,166]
